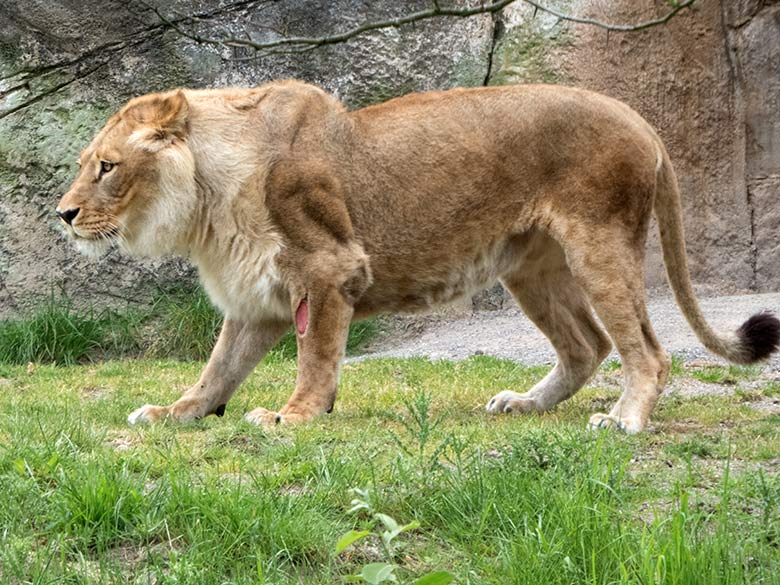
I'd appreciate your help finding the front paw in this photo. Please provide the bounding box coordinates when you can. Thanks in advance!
[127,398,220,425]
[127,404,169,424]
[587,413,642,434]
[244,407,311,427]
[485,390,539,414]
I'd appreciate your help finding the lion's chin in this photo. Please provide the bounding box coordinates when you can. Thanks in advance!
[74,236,113,258]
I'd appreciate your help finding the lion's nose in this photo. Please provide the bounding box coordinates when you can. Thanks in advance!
[56,208,80,225]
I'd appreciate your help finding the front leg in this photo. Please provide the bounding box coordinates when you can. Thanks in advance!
[128,318,288,424]
[245,287,352,426]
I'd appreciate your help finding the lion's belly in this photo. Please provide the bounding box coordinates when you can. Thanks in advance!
[357,237,520,315]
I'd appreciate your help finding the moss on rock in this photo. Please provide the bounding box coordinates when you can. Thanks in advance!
[488,0,575,86]
[0,90,114,203]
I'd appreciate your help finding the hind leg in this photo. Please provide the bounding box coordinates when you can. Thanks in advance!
[565,233,671,433]
[486,237,612,414]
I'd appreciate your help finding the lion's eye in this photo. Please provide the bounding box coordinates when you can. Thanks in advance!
[99,161,115,175]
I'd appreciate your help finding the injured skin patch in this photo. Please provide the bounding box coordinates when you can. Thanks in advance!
[296,298,308,335]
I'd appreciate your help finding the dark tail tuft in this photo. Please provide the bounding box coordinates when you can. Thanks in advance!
[737,311,780,363]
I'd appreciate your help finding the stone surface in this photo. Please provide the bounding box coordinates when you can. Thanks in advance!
[731,2,780,178]
[752,177,780,290]
[489,0,575,85]
[734,2,780,292]
[0,0,778,316]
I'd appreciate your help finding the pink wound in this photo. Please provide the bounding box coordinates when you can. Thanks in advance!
[296,299,308,335]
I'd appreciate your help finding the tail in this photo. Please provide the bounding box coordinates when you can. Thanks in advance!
[654,146,780,364]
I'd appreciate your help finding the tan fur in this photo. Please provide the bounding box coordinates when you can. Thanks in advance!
[57,80,763,433]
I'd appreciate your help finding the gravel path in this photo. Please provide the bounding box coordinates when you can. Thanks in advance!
[356,292,780,372]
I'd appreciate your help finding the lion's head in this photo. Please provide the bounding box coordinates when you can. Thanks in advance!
[57,90,197,257]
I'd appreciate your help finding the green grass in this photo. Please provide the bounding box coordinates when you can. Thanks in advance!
[147,286,223,361]
[0,295,141,365]
[763,381,780,398]
[689,364,763,385]
[0,288,381,365]
[0,356,778,583]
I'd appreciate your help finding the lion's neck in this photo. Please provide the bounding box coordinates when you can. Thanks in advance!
[183,117,272,253]
[186,178,288,322]
[182,120,288,321]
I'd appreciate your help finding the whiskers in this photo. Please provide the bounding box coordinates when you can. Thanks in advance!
[99,213,133,252]
[73,213,134,257]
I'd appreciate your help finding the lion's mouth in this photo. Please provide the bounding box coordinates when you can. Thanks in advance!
[65,223,124,259]
[70,225,120,242]
[69,227,122,258]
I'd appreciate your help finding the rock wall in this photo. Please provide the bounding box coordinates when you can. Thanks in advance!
[568,0,780,293]
[0,0,777,316]
[727,0,780,290]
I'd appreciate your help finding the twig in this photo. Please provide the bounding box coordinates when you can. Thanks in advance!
[0,0,697,118]
[524,0,696,32]
[0,62,107,120]
[141,0,697,57]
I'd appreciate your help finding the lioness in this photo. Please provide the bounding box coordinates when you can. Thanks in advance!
[56,81,779,433]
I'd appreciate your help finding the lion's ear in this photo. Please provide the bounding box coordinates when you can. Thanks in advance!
[127,90,189,152]
[154,90,189,136]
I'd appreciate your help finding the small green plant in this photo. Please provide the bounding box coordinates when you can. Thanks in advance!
[390,392,444,460]
[336,488,454,584]
[387,392,458,487]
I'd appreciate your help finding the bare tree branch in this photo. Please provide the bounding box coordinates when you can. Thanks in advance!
[0,0,266,118]
[525,0,697,32]
[0,0,697,120]
[0,0,267,83]
[0,62,108,120]
[138,0,698,59]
